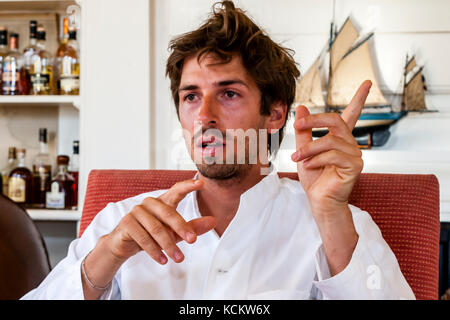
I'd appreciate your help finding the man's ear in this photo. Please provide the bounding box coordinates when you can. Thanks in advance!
[267,102,287,134]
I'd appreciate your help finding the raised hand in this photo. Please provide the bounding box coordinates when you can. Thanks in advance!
[291,80,372,218]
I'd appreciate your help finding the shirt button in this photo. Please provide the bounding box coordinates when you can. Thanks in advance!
[217,268,228,274]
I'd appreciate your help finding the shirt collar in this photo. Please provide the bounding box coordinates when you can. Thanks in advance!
[190,164,281,236]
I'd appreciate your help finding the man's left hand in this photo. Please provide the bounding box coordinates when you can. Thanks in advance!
[291,80,372,275]
[292,80,372,219]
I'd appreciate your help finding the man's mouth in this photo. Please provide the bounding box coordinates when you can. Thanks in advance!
[196,136,225,157]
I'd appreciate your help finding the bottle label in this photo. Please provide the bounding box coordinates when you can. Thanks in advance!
[33,165,51,191]
[60,75,80,92]
[31,73,50,91]
[46,181,65,209]
[2,62,20,94]
[8,177,26,202]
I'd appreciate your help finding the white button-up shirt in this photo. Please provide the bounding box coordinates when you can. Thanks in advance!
[22,168,415,300]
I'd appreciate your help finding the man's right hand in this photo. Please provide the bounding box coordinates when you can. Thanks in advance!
[105,179,216,264]
[81,179,216,299]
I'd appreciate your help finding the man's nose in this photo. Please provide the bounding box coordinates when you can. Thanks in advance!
[197,94,218,126]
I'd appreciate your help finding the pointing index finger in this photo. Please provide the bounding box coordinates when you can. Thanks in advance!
[159,179,203,207]
[341,80,372,130]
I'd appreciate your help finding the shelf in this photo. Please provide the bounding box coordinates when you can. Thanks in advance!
[0,0,77,12]
[0,95,80,109]
[26,208,81,221]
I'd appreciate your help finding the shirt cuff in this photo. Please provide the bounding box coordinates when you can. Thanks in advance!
[312,235,365,299]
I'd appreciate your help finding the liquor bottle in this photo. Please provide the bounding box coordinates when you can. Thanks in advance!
[56,17,69,57]
[30,27,53,95]
[58,29,80,95]
[0,27,8,91]
[1,147,17,196]
[68,140,79,209]
[1,33,22,95]
[21,20,38,95]
[8,148,32,205]
[32,128,52,208]
[46,155,76,210]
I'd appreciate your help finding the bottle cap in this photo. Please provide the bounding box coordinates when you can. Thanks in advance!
[30,20,37,38]
[37,26,46,40]
[68,29,77,40]
[0,28,7,45]
[8,147,17,159]
[63,17,69,35]
[57,155,70,165]
[39,128,48,143]
[9,33,18,49]
[73,140,79,154]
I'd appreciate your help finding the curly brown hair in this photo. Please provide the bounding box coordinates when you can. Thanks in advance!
[166,0,300,155]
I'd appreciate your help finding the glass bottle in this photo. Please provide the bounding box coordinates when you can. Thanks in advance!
[58,29,79,95]
[21,20,38,95]
[1,33,22,95]
[0,27,8,90]
[32,128,52,208]
[68,140,79,210]
[56,17,69,57]
[1,147,17,196]
[30,27,53,95]
[46,155,76,210]
[54,17,69,92]
[8,148,32,206]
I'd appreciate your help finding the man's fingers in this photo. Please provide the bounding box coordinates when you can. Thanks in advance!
[187,216,217,236]
[131,204,185,263]
[123,215,168,265]
[341,80,372,130]
[159,179,203,207]
[302,149,364,173]
[142,197,197,243]
[291,134,362,162]
[294,105,313,151]
[294,113,356,144]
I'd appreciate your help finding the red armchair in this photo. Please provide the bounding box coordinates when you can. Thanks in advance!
[80,170,440,300]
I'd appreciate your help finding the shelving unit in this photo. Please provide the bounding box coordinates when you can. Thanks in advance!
[0,0,83,267]
[26,208,81,221]
[0,95,80,109]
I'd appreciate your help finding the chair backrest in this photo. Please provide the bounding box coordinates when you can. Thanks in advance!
[80,169,441,300]
[0,194,51,300]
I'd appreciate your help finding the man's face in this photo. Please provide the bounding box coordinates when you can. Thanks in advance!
[178,53,269,180]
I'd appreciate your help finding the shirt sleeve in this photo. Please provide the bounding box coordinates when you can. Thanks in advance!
[21,202,123,300]
[311,205,416,300]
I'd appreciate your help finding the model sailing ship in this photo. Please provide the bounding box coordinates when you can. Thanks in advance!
[294,17,432,147]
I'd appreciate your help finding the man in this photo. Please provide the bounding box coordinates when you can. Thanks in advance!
[23,1,414,300]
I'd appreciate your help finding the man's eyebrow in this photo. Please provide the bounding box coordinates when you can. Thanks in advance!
[179,84,198,92]
[179,79,249,91]
[215,79,249,88]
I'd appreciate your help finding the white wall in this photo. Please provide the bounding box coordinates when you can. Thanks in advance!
[79,0,152,208]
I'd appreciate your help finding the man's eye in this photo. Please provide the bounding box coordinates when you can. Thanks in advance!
[184,94,197,102]
[224,90,238,99]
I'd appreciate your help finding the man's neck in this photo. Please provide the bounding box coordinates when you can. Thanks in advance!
[196,164,269,237]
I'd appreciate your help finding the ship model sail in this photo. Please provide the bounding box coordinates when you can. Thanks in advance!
[293,17,433,146]
[327,20,390,112]
[402,55,429,112]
